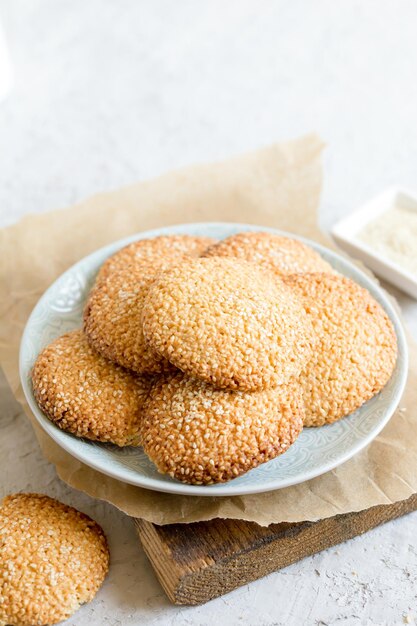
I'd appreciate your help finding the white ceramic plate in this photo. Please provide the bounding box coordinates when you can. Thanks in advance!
[19,223,408,496]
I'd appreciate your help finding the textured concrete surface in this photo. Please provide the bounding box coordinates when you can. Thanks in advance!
[1,1,417,624]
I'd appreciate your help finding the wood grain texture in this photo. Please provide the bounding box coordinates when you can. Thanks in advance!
[135,494,417,605]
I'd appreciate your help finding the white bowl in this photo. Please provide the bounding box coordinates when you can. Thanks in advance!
[19,223,408,496]
[332,187,417,299]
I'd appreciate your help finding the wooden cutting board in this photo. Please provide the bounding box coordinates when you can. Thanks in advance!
[135,494,417,605]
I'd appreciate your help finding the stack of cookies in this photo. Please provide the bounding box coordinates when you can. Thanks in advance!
[32,232,398,485]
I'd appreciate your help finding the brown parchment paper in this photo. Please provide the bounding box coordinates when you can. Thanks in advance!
[1,133,417,526]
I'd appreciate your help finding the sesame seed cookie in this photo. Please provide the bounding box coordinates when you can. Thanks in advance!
[0,493,109,626]
[84,263,173,375]
[86,236,216,374]
[142,257,315,391]
[203,232,334,276]
[83,261,179,375]
[96,235,216,283]
[32,329,151,446]
[284,273,398,426]
[141,372,304,484]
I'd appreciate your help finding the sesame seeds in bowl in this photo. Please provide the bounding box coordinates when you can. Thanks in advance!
[19,223,408,496]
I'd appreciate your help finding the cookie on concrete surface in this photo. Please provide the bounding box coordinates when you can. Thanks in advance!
[142,257,315,391]
[84,263,172,375]
[284,273,398,426]
[96,235,216,283]
[0,493,109,626]
[32,329,151,446]
[203,231,334,276]
[141,372,304,484]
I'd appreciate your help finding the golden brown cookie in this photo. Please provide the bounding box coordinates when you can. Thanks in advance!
[96,235,216,283]
[142,257,315,391]
[84,263,173,375]
[86,236,214,374]
[0,493,109,626]
[203,231,334,276]
[284,273,398,426]
[32,329,151,446]
[141,372,304,484]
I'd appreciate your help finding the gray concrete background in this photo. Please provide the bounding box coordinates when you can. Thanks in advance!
[1,1,416,624]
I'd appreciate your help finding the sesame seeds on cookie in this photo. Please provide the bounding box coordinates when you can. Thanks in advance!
[284,273,398,426]
[141,372,304,485]
[32,329,151,446]
[0,493,109,626]
[83,263,172,375]
[85,235,217,375]
[142,257,315,391]
[203,231,334,276]
[96,234,216,283]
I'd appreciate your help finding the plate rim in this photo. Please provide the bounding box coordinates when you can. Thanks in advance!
[19,221,409,496]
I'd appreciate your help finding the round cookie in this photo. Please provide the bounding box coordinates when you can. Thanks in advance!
[87,236,216,374]
[141,372,304,484]
[96,235,216,283]
[284,273,398,426]
[84,263,172,375]
[0,493,109,626]
[32,329,151,446]
[142,257,315,391]
[203,231,334,276]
